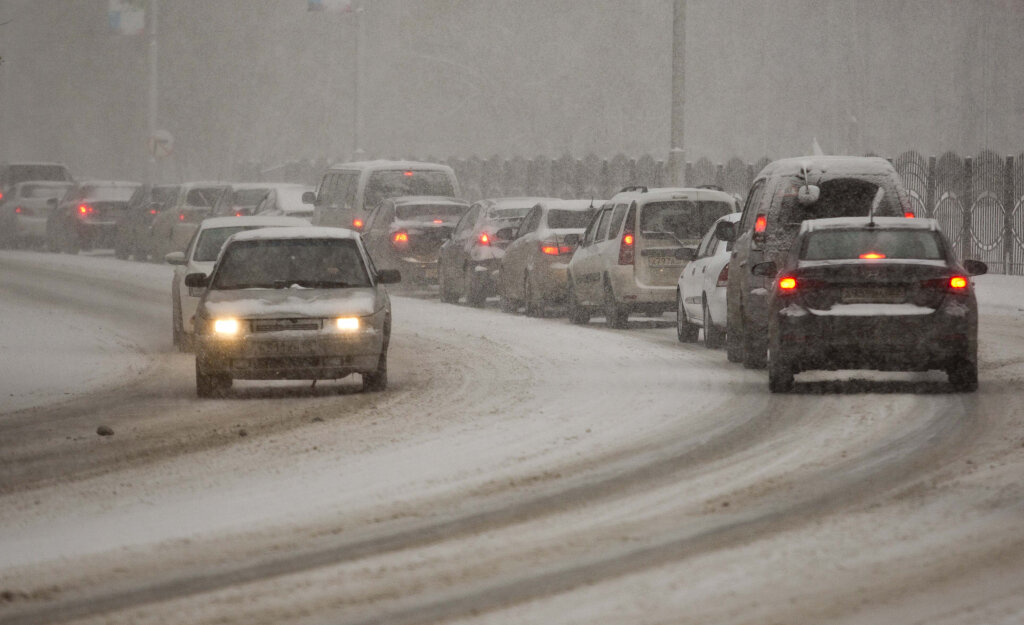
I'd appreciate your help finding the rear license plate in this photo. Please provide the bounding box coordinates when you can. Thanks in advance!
[647,256,683,267]
[842,287,904,303]
[423,266,438,279]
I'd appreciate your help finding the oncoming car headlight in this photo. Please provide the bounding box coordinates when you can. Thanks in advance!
[336,317,360,332]
[213,318,240,335]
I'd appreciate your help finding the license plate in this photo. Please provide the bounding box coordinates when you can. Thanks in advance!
[647,256,683,267]
[423,266,438,279]
[842,287,904,303]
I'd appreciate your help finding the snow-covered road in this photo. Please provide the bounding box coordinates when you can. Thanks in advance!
[1,249,1024,625]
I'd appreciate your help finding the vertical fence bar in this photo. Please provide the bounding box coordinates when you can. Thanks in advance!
[925,156,937,219]
[1006,156,1016,275]
[962,157,973,257]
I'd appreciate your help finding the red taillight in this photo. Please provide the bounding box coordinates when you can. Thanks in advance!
[617,233,634,265]
[403,171,414,177]
[78,204,94,216]
[716,263,729,287]
[352,218,364,230]
[478,232,490,245]
[178,213,186,221]
[234,212,243,217]
[433,219,443,224]
[859,252,886,259]
[623,234,634,246]
[149,208,158,215]
[540,243,573,256]
[950,276,968,289]
[754,214,767,233]
[778,276,797,290]
[392,232,409,248]
[904,212,915,218]
[14,206,23,214]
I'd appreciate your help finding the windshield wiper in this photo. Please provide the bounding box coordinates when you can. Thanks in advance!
[642,230,689,247]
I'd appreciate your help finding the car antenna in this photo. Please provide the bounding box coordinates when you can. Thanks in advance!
[588,194,594,209]
[868,186,884,228]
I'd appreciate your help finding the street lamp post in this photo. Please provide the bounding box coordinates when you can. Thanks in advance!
[669,0,686,185]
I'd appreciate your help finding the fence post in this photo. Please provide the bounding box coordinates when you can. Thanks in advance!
[925,156,937,219]
[962,158,973,259]
[1005,156,1016,275]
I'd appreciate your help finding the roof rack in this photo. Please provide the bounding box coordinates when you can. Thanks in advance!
[619,185,648,193]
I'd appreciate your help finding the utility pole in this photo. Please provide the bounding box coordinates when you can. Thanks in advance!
[351,2,364,160]
[147,0,159,183]
[669,0,686,185]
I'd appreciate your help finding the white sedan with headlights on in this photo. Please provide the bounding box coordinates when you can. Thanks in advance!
[186,227,400,397]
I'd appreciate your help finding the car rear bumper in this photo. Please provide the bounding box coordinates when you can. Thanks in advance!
[608,267,677,310]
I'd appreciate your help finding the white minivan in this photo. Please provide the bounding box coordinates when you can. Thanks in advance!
[306,160,460,232]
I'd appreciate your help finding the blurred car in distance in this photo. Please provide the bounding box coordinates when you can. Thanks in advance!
[498,199,598,316]
[114,183,182,260]
[755,216,986,393]
[566,186,739,327]
[308,160,459,231]
[716,155,914,367]
[437,197,555,307]
[45,180,140,254]
[676,211,742,347]
[0,162,73,197]
[0,181,74,249]
[187,226,400,397]
[210,183,309,218]
[361,195,470,285]
[253,184,315,221]
[165,215,310,351]
[146,182,229,261]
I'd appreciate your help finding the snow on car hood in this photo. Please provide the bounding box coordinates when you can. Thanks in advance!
[202,287,379,318]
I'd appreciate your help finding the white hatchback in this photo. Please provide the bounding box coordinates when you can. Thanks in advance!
[676,212,741,347]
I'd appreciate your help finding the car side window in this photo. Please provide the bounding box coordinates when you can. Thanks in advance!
[517,207,541,238]
[580,209,603,246]
[606,203,629,239]
[697,225,717,258]
[739,179,767,233]
[594,208,614,242]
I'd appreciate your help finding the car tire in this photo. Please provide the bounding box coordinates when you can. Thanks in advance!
[703,299,725,349]
[524,274,544,318]
[195,360,231,398]
[362,350,388,392]
[114,238,130,260]
[603,280,629,329]
[768,348,794,393]
[464,265,486,308]
[676,291,698,342]
[439,265,459,304]
[947,357,978,392]
[567,278,590,325]
[726,314,743,362]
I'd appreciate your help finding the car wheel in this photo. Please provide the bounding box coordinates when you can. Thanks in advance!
[947,357,978,392]
[726,314,743,362]
[524,274,544,318]
[439,264,459,304]
[676,291,698,342]
[703,299,725,349]
[768,348,795,393]
[195,360,231,398]
[114,238,129,260]
[362,350,388,392]
[603,280,629,329]
[464,265,486,308]
[567,278,590,325]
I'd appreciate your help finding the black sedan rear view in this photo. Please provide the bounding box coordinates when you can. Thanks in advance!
[754,216,987,392]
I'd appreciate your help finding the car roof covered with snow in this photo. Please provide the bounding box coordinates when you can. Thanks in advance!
[610,186,740,206]
[389,195,469,206]
[534,198,601,211]
[756,155,897,179]
[799,216,940,233]
[226,225,361,242]
[198,216,310,230]
[324,159,454,172]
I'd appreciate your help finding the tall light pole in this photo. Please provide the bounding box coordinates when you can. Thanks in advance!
[669,0,686,185]
[147,0,159,183]
[351,2,364,160]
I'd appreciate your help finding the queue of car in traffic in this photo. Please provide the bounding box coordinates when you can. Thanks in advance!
[0,155,988,396]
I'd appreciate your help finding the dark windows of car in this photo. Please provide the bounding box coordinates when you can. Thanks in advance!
[639,200,734,241]
[800,229,945,261]
[21,183,69,200]
[212,239,370,290]
[486,206,533,221]
[594,208,614,242]
[786,179,895,222]
[364,171,455,209]
[193,226,261,262]
[2,164,73,187]
[395,203,468,221]
[186,187,224,208]
[546,209,595,229]
[78,185,137,202]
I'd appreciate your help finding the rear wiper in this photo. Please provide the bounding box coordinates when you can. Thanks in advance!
[642,230,688,247]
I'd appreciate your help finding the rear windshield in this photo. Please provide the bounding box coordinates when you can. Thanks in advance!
[783,178,900,223]
[80,185,137,201]
[227,188,271,208]
[151,186,179,208]
[640,201,734,241]
[21,183,71,199]
[212,238,370,289]
[7,165,71,185]
[801,229,944,261]
[194,226,269,262]
[547,209,596,229]
[365,171,455,209]
[486,206,532,220]
[395,203,468,221]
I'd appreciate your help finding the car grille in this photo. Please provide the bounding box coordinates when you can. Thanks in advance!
[252,318,322,332]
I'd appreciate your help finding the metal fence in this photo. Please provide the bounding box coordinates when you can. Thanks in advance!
[240,149,1024,275]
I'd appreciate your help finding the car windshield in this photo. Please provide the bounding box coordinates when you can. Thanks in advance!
[801,229,945,260]
[364,171,455,209]
[194,226,270,262]
[547,209,596,229]
[394,203,468,221]
[212,238,370,289]
[81,185,137,201]
[22,183,71,199]
[487,206,532,220]
[640,201,734,241]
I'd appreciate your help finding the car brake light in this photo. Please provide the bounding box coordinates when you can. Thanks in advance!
[78,204,95,216]
[352,218,364,230]
[433,219,443,224]
[392,232,409,248]
[904,212,915,218]
[234,212,243,217]
[617,233,634,265]
[478,232,490,245]
[859,252,886,259]
[540,242,573,256]
[178,213,186,221]
[716,263,729,287]
[950,276,968,289]
[404,171,414,177]
[14,206,23,214]
[149,208,159,215]
[778,276,797,290]
[755,214,767,233]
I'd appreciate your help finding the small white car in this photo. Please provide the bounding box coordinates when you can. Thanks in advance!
[187,226,399,397]
[676,212,741,347]
[166,216,309,351]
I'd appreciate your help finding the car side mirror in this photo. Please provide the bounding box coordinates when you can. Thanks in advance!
[376,269,401,284]
[165,251,187,265]
[962,259,988,276]
[715,220,736,242]
[184,273,209,288]
[674,247,697,261]
[751,261,778,277]
[563,233,580,247]
[301,191,317,205]
[495,227,515,242]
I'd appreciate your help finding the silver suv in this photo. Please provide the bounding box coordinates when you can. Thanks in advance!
[715,155,915,368]
[565,186,739,328]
